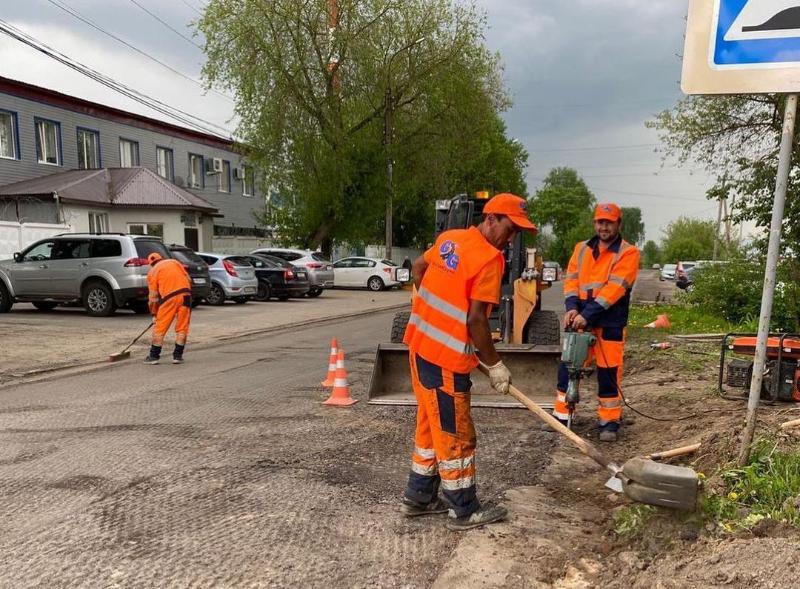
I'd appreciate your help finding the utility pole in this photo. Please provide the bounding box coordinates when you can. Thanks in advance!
[712,197,723,261]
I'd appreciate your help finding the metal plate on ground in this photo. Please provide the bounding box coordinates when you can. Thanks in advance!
[368,343,560,408]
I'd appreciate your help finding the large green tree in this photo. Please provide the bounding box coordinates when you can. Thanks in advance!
[620,207,644,246]
[660,217,716,264]
[199,0,524,251]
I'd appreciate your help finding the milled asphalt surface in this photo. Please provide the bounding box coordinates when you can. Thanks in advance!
[0,306,559,588]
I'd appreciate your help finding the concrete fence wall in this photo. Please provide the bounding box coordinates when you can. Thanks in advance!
[0,221,73,260]
[211,235,274,254]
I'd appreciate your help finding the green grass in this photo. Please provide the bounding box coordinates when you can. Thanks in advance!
[702,438,800,532]
[628,303,739,335]
[612,504,657,536]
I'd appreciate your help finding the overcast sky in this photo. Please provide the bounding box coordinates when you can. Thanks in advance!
[0,0,717,242]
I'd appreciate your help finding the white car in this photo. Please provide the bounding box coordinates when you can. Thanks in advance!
[332,257,403,291]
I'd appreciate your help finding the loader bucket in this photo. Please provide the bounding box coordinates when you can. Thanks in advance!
[367,343,560,408]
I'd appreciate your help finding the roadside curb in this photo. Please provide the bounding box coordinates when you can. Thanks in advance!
[0,302,410,389]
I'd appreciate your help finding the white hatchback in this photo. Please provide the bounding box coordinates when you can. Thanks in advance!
[332,257,403,291]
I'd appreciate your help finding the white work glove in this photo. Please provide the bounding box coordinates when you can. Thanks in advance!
[482,360,512,395]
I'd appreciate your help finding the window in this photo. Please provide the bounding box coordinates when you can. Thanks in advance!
[119,138,139,167]
[51,240,91,260]
[242,165,255,197]
[88,212,109,233]
[0,110,18,159]
[21,240,55,262]
[188,153,204,188]
[333,259,353,268]
[218,160,231,192]
[353,259,376,268]
[156,147,174,181]
[77,128,100,169]
[133,240,169,258]
[128,223,163,238]
[35,118,61,165]
[91,239,122,258]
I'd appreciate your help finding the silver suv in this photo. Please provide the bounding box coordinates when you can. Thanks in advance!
[0,233,171,316]
[250,248,334,297]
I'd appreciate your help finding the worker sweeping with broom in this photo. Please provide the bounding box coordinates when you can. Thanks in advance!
[143,252,192,365]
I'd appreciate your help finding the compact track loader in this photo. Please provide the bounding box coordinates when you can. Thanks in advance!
[368,193,561,408]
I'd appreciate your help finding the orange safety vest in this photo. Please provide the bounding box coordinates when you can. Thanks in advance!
[147,258,192,305]
[563,235,640,327]
[404,227,503,373]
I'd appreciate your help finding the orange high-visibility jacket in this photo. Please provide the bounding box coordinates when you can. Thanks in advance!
[564,235,640,327]
[147,258,192,305]
[404,227,504,373]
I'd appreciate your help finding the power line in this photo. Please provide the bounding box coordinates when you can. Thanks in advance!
[0,19,232,137]
[180,0,204,17]
[127,0,204,50]
[43,0,232,103]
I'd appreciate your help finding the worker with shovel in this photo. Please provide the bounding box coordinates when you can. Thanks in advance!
[144,252,192,365]
[552,203,640,441]
[401,193,538,531]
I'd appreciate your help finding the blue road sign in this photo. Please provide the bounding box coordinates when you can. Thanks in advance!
[713,0,800,67]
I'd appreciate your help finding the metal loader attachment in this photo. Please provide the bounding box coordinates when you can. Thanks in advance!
[367,343,560,408]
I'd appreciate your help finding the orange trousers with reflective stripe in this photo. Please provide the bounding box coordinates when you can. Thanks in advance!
[554,327,624,427]
[404,353,480,517]
[152,296,191,347]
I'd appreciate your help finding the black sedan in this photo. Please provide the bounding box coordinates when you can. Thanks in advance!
[168,244,211,304]
[240,254,311,301]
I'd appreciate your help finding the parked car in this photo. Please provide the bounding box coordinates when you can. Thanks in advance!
[660,263,677,281]
[250,248,334,297]
[675,261,696,287]
[197,253,258,305]
[676,260,725,291]
[238,254,311,301]
[168,244,210,305]
[0,233,171,316]
[332,256,401,291]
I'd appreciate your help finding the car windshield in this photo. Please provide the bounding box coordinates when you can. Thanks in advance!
[663,264,676,271]
[134,239,169,258]
[171,249,205,265]
[311,253,330,263]
[259,255,291,268]
[381,259,397,266]
[227,256,253,267]
[200,255,218,265]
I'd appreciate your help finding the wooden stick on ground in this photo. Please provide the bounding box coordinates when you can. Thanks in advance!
[648,443,701,461]
[780,417,800,430]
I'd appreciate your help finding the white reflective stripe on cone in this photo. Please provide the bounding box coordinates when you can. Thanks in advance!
[441,476,475,490]
[414,447,435,459]
[336,359,345,368]
[334,378,349,387]
[327,363,336,371]
[411,462,437,476]
[439,455,474,472]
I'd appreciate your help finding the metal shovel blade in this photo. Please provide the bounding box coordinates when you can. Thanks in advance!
[620,457,699,511]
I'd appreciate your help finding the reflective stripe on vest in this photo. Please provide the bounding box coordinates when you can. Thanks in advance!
[417,286,468,323]
[408,313,474,356]
[575,240,633,302]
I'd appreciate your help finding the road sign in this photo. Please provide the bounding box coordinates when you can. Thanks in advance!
[683,0,800,94]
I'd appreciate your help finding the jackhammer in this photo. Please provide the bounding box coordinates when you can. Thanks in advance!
[561,330,596,429]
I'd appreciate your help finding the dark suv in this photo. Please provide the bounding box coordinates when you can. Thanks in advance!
[0,233,171,316]
[168,244,211,304]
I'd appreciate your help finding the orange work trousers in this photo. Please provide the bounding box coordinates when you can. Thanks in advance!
[404,353,480,517]
[553,326,625,430]
[152,295,191,347]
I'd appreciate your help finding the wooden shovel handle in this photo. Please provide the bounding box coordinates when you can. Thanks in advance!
[648,443,701,461]
[477,364,612,470]
[780,417,800,430]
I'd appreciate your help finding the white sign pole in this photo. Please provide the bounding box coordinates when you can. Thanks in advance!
[737,94,798,466]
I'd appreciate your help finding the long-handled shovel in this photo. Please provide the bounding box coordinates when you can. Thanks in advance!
[479,367,699,510]
[108,321,154,362]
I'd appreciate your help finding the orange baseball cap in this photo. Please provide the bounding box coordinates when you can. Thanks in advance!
[594,203,622,222]
[483,193,537,232]
[147,252,163,265]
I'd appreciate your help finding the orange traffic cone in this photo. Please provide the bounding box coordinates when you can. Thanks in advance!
[323,350,358,406]
[644,314,671,329]
[321,337,338,387]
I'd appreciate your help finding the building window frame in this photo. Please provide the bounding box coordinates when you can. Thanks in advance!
[119,137,140,167]
[188,153,204,189]
[0,109,20,160]
[156,146,175,182]
[127,222,164,238]
[242,165,255,197]
[88,212,110,233]
[218,160,231,193]
[34,117,62,166]
[77,127,101,170]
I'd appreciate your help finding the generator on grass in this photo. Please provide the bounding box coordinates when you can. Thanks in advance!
[718,333,800,402]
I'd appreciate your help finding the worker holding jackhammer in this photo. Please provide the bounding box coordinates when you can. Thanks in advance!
[143,252,192,365]
[551,203,640,442]
[401,193,537,531]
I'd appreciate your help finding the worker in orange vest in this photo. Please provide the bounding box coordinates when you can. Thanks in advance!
[401,193,537,531]
[144,252,193,365]
[552,203,640,442]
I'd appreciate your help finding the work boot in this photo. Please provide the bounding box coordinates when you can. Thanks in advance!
[445,504,508,531]
[172,344,185,365]
[540,417,569,432]
[144,345,161,365]
[172,357,184,365]
[401,497,449,517]
[598,423,620,442]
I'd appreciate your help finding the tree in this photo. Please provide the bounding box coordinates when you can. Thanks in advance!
[199,0,522,251]
[620,207,644,246]
[660,217,716,264]
[641,240,661,268]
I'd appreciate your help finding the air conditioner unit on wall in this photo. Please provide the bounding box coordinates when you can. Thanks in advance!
[206,157,223,175]
[233,166,245,180]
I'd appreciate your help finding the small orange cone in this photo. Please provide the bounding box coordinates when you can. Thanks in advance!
[321,337,338,387]
[323,350,358,406]
[644,314,671,329]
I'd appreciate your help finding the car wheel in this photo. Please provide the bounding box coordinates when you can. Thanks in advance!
[0,281,12,313]
[255,281,272,302]
[83,281,116,317]
[233,297,248,304]
[277,294,290,301]
[390,311,411,343]
[306,287,323,298]
[206,283,226,306]
[32,301,58,312]
[367,276,385,292]
[129,301,149,314]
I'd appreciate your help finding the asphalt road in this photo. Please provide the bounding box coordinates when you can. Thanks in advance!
[0,306,559,588]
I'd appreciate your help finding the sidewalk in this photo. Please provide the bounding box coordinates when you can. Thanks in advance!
[0,289,409,381]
